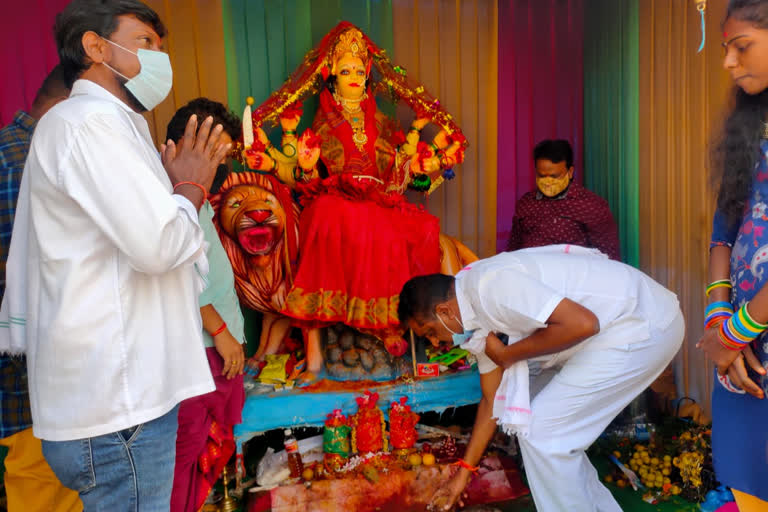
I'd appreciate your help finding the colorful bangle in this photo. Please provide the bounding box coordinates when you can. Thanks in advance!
[173,181,207,202]
[408,126,421,133]
[211,322,227,337]
[704,301,734,329]
[706,279,732,298]
[284,129,297,136]
[452,459,479,473]
[718,302,767,350]
[271,158,278,173]
[428,142,439,154]
[741,301,768,329]
[717,323,744,351]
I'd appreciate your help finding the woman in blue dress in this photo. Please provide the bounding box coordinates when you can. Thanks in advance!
[702,1,768,509]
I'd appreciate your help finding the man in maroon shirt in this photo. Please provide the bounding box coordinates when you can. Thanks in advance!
[507,140,620,260]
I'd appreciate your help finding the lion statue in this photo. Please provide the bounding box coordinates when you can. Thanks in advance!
[210,171,299,362]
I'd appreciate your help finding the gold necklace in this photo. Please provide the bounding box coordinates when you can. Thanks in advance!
[334,91,366,113]
[342,110,368,152]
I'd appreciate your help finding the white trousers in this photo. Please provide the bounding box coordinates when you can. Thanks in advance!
[517,311,685,512]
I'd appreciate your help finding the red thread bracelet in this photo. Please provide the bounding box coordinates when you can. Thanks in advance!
[452,459,479,472]
[211,322,227,337]
[173,181,207,202]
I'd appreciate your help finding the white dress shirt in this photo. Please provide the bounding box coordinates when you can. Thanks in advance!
[456,246,680,374]
[0,80,214,441]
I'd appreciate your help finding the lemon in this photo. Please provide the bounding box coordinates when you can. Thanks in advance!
[422,453,436,466]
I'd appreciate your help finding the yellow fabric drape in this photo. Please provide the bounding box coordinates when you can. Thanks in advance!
[141,0,229,146]
[638,0,731,411]
[392,0,498,258]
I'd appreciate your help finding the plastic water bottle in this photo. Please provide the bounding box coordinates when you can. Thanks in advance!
[284,429,304,478]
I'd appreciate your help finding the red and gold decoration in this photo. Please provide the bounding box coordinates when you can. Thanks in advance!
[389,396,419,451]
[228,21,477,373]
[350,391,387,454]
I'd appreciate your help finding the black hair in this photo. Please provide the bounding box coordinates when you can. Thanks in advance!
[713,0,768,227]
[533,139,574,168]
[398,274,456,327]
[165,97,241,144]
[32,65,70,107]
[54,0,166,88]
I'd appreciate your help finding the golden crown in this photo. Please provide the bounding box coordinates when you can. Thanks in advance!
[331,28,369,66]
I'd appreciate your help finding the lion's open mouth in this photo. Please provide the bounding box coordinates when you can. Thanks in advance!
[237,226,277,255]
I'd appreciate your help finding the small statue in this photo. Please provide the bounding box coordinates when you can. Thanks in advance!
[323,409,352,473]
[389,397,419,451]
[350,391,387,454]
[210,172,303,364]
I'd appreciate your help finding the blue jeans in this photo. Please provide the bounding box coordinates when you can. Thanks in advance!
[41,405,180,511]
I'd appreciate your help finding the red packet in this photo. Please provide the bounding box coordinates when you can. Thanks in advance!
[417,363,440,378]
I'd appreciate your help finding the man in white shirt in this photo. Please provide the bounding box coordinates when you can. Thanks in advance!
[398,246,684,512]
[0,0,232,508]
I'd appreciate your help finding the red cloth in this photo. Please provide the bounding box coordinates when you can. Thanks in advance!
[171,347,245,512]
[0,0,70,125]
[281,174,441,332]
[506,182,620,260]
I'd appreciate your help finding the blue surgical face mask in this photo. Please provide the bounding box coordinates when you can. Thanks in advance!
[436,313,475,346]
[103,39,173,111]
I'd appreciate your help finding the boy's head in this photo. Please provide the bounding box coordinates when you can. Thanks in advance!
[398,274,464,347]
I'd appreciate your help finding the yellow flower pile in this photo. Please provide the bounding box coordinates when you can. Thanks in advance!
[626,445,682,495]
[673,451,704,489]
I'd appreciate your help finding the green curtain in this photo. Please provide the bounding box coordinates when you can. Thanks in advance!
[583,0,640,267]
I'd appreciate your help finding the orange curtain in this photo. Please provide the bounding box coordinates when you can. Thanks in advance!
[392,0,498,258]
[141,0,229,145]
[638,0,732,411]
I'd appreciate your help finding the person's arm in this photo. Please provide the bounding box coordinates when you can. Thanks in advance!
[200,304,244,380]
[507,212,523,252]
[428,367,503,510]
[697,210,765,398]
[585,199,621,260]
[61,113,218,274]
[484,298,599,369]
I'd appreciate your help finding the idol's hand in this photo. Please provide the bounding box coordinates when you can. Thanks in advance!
[244,151,275,172]
[412,118,430,131]
[255,126,271,149]
[297,129,321,170]
[279,115,300,132]
[409,154,440,175]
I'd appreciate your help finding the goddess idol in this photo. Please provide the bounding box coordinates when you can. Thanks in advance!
[243,22,474,383]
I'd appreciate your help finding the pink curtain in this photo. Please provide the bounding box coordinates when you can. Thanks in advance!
[496,0,584,252]
[0,0,70,125]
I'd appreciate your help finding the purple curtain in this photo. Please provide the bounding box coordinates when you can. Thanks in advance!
[0,0,70,125]
[496,0,584,252]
